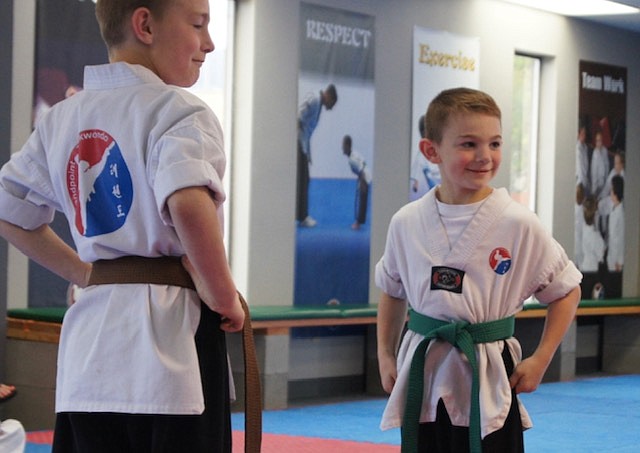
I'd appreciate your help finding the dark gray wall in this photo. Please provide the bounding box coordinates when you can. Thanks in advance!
[0,0,13,381]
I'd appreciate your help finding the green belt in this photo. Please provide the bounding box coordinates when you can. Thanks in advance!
[402,310,515,453]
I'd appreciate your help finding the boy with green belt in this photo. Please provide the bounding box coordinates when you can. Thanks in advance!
[376,87,581,452]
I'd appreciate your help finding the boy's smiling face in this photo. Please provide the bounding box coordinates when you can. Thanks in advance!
[420,112,502,204]
[147,0,214,87]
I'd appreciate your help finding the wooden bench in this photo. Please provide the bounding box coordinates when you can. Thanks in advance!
[7,298,640,343]
[518,298,640,318]
[5,298,640,426]
[5,305,381,343]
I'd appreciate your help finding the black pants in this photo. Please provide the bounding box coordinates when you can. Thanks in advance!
[417,344,524,453]
[354,177,369,225]
[296,143,310,222]
[52,303,231,453]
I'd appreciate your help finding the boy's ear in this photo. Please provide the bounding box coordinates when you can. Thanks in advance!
[130,7,154,45]
[419,138,441,164]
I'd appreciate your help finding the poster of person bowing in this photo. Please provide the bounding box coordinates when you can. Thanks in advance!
[294,3,375,337]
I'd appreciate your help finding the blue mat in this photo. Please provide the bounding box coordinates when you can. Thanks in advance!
[519,374,640,452]
[25,445,50,453]
[25,375,640,452]
[230,374,640,452]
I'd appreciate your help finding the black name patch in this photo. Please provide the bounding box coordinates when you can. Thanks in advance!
[431,266,465,293]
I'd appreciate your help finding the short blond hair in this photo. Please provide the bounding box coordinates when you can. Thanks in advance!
[424,87,501,143]
[95,0,172,48]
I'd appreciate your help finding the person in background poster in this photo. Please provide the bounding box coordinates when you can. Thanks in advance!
[296,84,338,227]
[575,125,590,195]
[598,150,625,239]
[33,67,83,126]
[607,175,624,272]
[341,134,371,230]
[580,195,606,274]
[605,150,625,197]
[574,183,586,267]
[590,131,609,200]
[411,114,440,196]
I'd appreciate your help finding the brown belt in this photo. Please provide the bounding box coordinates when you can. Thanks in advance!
[87,256,263,453]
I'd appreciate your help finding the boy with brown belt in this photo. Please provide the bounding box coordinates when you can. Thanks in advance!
[0,0,243,451]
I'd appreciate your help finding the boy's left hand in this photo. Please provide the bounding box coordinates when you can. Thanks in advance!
[509,354,548,394]
[181,255,245,332]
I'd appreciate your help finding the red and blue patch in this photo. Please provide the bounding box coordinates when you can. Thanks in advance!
[66,129,133,237]
[489,247,512,275]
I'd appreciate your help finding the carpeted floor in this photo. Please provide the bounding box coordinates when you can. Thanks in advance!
[25,374,640,452]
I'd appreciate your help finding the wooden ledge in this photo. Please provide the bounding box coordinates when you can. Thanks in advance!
[7,299,640,342]
[7,317,62,343]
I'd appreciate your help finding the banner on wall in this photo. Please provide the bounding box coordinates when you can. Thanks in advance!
[34,0,108,126]
[30,0,108,307]
[410,27,480,201]
[294,3,375,333]
[575,61,627,300]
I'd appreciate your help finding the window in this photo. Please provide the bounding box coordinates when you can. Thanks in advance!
[510,54,541,212]
[188,0,233,130]
[188,0,235,243]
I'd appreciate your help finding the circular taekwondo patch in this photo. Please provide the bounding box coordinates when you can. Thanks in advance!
[67,129,133,237]
[489,247,512,275]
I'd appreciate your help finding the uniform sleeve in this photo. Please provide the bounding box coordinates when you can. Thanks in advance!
[148,105,226,226]
[534,253,582,304]
[375,215,407,300]
[0,130,57,230]
[531,230,583,305]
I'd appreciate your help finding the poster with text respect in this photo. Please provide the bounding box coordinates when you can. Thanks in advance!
[294,3,375,335]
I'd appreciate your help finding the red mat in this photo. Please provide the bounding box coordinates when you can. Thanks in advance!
[232,431,398,452]
[28,430,399,452]
[26,431,53,444]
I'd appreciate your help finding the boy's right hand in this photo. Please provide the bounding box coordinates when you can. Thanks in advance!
[378,353,398,394]
[219,294,245,333]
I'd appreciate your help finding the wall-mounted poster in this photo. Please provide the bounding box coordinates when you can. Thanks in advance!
[410,27,479,201]
[575,61,627,300]
[294,3,375,335]
[30,0,109,307]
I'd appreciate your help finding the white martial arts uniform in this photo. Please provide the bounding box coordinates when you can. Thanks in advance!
[590,146,610,199]
[607,203,624,272]
[575,139,589,191]
[0,63,228,415]
[581,223,605,273]
[375,187,581,439]
[347,149,372,184]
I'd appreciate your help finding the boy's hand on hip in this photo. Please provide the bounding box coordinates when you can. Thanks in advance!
[181,255,244,332]
[509,354,547,394]
[219,295,245,333]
